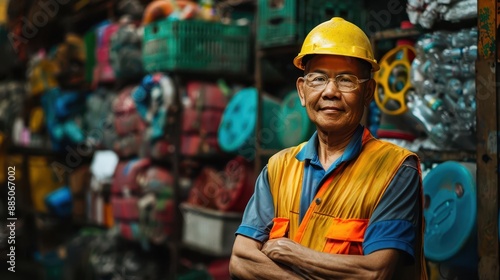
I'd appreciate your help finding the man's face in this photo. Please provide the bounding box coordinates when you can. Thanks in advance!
[296,55,374,134]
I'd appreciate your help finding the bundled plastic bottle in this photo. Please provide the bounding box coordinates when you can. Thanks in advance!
[441,45,477,63]
[431,63,475,80]
[450,28,478,48]
[405,27,477,149]
[446,78,463,99]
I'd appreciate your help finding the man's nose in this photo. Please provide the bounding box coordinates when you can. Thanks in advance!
[322,79,342,98]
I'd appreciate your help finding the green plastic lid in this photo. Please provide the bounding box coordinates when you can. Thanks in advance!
[277,91,315,147]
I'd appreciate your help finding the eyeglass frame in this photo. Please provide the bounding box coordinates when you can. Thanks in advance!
[302,72,370,92]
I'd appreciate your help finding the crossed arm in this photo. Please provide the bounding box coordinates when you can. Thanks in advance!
[230,235,400,280]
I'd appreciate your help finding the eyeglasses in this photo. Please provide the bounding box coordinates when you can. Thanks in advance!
[303,73,369,92]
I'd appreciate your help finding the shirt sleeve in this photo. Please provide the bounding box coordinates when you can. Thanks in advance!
[363,156,421,263]
[235,165,275,243]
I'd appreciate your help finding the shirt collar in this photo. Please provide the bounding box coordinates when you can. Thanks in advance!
[296,125,365,163]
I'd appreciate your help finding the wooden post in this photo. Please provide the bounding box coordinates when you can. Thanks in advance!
[476,0,499,279]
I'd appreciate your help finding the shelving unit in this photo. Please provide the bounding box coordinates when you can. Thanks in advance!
[254,44,301,171]
[476,0,499,278]
[4,0,498,279]
[156,13,257,268]
[370,2,500,278]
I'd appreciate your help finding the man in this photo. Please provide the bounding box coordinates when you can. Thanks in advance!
[229,18,427,279]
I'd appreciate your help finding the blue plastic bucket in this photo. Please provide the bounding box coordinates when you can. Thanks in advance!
[218,88,282,157]
[423,161,477,269]
[277,91,315,148]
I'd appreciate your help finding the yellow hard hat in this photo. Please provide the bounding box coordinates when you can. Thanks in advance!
[293,17,380,72]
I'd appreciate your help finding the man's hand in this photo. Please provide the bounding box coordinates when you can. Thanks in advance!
[261,237,301,262]
[262,237,401,280]
[229,235,304,280]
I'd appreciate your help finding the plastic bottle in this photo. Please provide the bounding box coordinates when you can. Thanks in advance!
[432,64,475,79]
[424,94,444,112]
[405,94,449,145]
[419,32,448,63]
[450,28,478,48]
[422,80,445,94]
[406,94,440,129]
[441,45,477,63]
[462,79,475,96]
[446,78,463,98]
[410,58,424,94]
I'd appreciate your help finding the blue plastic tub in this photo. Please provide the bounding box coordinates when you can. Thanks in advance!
[423,161,477,269]
[218,88,282,158]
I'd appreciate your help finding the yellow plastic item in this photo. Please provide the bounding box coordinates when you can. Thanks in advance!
[29,157,62,213]
[29,107,45,133]
[29,59,59,96]
[293,17,379,71]
[0,155,60,213]
[374,45,416,115]
[0,0,7,25]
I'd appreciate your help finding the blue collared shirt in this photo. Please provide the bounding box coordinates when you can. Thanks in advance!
[235,125,420,261]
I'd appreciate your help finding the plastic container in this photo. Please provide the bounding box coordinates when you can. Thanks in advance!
[142,19,250,74]
[45,186,72,217]
[35,251,64,280]
[277,91,315,147]
[180,203,242,256]
[423,161,477,270]
[257,0,364,48]
[218,88,282,158]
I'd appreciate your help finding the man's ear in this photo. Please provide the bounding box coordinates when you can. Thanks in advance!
[363,78,376,107]
[296,77,306,107]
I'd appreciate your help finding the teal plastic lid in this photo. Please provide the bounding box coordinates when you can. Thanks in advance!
[218,88,257,153]
[277,91,315,148]
[423,161,476,262]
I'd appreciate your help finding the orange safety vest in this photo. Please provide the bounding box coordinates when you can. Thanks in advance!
[267,129,427,279]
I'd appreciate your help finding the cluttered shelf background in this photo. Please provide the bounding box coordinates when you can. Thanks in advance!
[0,0,497,280]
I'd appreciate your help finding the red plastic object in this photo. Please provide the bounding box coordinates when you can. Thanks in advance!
[94,23,120,84]
[377,129,417,142]
[117,221,140,240]
[182,107,224,134]
[181,134,220,156]
[111,158,152,195]
[111,196,140,220]
[215,157,254,212]
[142,0,175,25]
[113,133,143,158]
[113,86,146,136]
[186,81,227,109]
[138,165,174,191]
[187,167,223,209]
[207,258,231,280]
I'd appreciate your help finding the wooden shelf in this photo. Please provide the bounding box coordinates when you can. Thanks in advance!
[416,148,476,163]
[7,145,67,158]
[371,27,422,41]
[257,45,301,58]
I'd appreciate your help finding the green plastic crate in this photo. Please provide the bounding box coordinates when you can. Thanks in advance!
[302,1,365,39]
[257,0,299,48]
[143,19,251,74]
[257,0,365,48]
